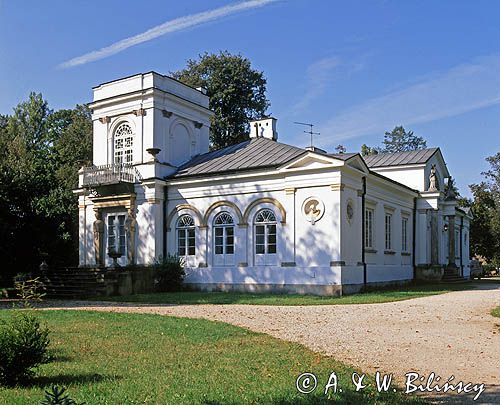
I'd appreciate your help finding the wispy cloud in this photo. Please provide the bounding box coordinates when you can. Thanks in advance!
[292,56,342,112]
[59,0,279,69]
[317,53,500,147]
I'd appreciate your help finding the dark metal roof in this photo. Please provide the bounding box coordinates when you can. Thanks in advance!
[171,137,306,178]
[363,148,439,168]
[327,152,358,161]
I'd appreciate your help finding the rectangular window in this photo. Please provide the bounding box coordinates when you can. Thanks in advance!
[255,225,265,254]
[402,217,408,252]
[108,214,126,255]
[385,213,392,250]
[226,227,234,254]
[364,208,374,249]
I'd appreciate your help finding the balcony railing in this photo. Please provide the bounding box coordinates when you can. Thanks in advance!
[82,163,141,187]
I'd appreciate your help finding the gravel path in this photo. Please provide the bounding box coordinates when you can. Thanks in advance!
[10,282,500,403]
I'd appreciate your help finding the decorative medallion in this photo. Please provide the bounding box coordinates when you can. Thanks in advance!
[302,197,325,225]
[346,199,354,224]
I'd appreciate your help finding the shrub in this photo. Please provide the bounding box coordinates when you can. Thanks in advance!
[39,385,83,405]
[153,254,185,292]
[14,276,46,308]
[0,313,50,385]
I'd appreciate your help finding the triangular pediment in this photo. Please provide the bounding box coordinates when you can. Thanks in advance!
[280,152,344,172]
[346,155,370,173]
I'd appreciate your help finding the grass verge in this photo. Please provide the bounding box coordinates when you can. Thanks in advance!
[0,309,425,404]
[93,282,474,306]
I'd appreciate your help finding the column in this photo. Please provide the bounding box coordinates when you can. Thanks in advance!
[447,215,456,268]
[430,210,439,265]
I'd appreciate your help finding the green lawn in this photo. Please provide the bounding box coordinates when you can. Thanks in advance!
[492,306,500,318]
[95,282,474,306]
[0,310,425,404]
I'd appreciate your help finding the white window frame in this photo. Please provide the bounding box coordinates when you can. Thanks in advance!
[364,208,374,249]
[254,208,278,256]
[176,215,196,259]
[213,212,235,266]
[113,122,134,165]
[107,213,126,255]
[401,217,409,253]
[385,213,392,251]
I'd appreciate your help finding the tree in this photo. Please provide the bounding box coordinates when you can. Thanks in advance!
[334,144,347,154]
[382,126,427,153]
[0,94,92,285]
[172,51,270,150]
[361,126,427,155]
[468,152,500,266]
[361,144,379,156]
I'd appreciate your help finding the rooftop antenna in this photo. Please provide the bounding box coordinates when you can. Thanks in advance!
[294,121,320,148]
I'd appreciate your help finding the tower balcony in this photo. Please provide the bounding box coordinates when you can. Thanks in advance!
[81,163,142,188]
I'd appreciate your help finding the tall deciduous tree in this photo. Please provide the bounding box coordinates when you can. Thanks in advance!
[0,94,92,284]
[469,152,500,266]
[172,51,270,150]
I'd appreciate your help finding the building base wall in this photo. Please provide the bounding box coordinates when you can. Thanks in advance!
[415,264,443,280]
[184,282,343,296]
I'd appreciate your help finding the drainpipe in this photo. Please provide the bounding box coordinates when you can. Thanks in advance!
[361,177,367,286]
[163,185,168,259]
[460,216,463,276]
[412,197,417,280]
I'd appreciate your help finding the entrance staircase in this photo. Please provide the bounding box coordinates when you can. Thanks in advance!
[42,267,117,299]
[441,267,467,282]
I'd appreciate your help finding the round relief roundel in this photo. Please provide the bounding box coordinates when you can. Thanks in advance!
[302,197,325,224]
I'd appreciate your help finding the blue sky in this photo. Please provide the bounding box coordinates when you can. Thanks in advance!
[1,0,500,197]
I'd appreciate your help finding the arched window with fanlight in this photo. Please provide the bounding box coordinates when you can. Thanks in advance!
[254,209,278,265]
[213,212,235,266]
[176,214,195,259]
[114,122,134,164]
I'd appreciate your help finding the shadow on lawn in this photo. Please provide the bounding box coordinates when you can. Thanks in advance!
[25,372,119,388]
[202,389,425,404]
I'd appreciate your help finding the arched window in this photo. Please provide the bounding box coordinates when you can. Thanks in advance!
[213,212,234,266]
[176,215,195,258]
[254,209,277,255]
[114,122,134,164]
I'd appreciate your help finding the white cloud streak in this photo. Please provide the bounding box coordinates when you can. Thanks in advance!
[59,0,278,69]
[317,54,500,147]
[292,56,341,112]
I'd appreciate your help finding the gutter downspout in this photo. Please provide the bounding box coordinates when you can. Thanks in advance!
[460,216,463,276]
[361,177,367,287]
[412,197,417,280]
[163,185,168,259]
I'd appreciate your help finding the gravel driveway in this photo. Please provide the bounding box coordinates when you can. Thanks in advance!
[24,282,500,403]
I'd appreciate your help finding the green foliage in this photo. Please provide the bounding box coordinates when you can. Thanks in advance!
[469,152,500,266]
[0,313,50,386]
[39,385,83,405]
[14,276,46,308]
[0,93,92,284]
[360,143,380,156]
[152,254,186,292]
[361,125,427,155]
[172,51,270,150]
[382,126,427,153]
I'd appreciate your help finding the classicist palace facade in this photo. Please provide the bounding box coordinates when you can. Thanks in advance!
[76,72,471,295]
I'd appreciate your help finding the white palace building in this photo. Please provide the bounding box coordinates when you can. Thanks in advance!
[76,72,471,295]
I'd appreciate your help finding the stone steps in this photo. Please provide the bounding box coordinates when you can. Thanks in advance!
[42,268,115,299]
